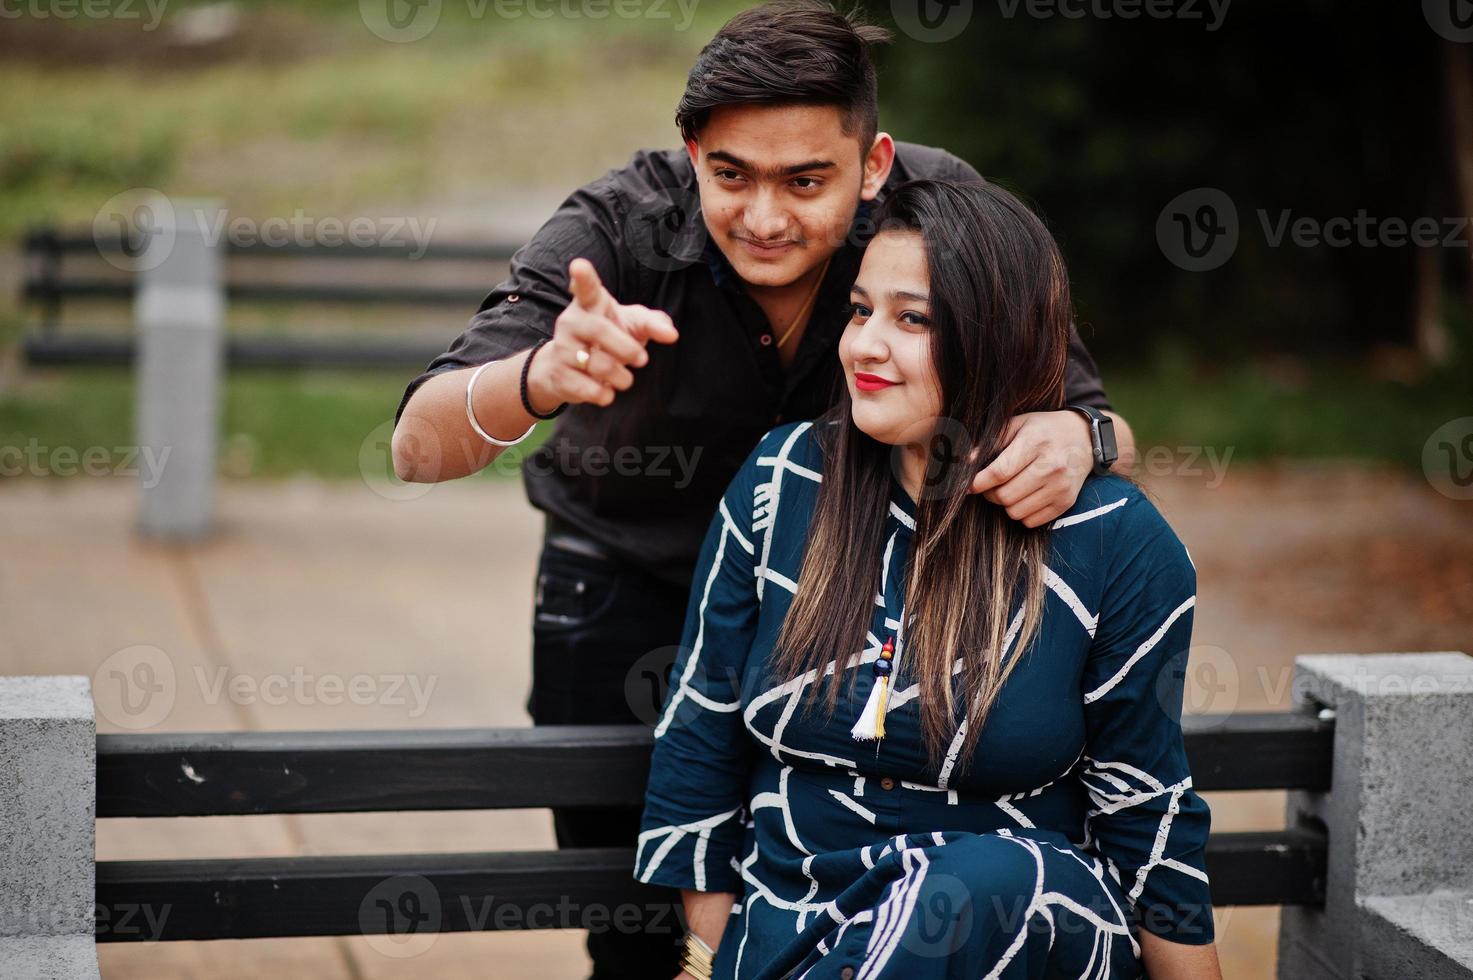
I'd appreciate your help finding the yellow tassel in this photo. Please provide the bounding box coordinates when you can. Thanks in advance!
[873,676,889,739]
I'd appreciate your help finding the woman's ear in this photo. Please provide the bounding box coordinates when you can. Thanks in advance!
[861,133,896,201]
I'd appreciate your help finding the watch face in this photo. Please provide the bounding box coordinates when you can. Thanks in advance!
[1097,418,1119,465]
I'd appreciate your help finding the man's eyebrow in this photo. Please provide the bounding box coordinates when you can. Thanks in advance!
[707,150,837,179]
[850,284,931,304]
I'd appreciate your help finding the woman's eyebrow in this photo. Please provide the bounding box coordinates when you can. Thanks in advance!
[850,283,930,304]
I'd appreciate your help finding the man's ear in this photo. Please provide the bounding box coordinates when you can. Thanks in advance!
[685,137,700,168]
[860,133,896,201]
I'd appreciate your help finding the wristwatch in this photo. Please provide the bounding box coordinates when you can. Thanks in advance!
[1065,404,1118,476]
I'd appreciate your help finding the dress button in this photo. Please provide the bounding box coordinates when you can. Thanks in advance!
[841,969,855,980]
[507,293,520,303]
[759,333,773,346]
[880,777,896,791]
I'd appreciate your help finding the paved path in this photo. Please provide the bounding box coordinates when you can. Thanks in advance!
[1,462,1468,979]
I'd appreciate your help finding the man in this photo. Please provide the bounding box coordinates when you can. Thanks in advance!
[391,3,1135,975]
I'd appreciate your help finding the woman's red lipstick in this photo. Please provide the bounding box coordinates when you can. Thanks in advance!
[854,372,898,391]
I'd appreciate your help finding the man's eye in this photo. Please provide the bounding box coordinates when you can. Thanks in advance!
[792,177,821,190]
[715,169,743,182]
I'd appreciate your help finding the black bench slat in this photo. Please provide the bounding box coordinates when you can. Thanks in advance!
[97,725,657,817]
[97,713,1332,819]
[23,333,457,370]
[24,228,519,260]
[23,278,487,305]
[95,847,675,942]
[93,827,1327,942]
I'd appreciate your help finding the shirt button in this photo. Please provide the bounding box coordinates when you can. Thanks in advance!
[507,293,520,303]
[880,777,896,791]
[759,333,773,346]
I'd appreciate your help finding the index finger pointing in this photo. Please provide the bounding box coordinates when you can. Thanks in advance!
[568,258,612,314]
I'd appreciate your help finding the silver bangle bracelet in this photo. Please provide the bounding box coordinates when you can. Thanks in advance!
[466,361,538,447]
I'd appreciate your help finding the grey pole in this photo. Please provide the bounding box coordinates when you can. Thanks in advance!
[133,196,225,538]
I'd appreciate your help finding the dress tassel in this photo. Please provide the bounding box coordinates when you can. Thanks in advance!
[851,635,895,742]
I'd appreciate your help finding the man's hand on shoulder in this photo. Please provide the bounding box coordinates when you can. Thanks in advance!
[969,410,1099,528]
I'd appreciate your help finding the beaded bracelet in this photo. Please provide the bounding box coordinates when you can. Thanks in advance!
[521,338,567,420]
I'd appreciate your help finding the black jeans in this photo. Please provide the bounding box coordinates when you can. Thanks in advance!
[530,529,690,979]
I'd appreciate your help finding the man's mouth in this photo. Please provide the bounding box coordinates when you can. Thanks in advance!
[735,236,799,256]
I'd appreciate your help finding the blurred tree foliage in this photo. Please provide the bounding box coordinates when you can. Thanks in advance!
[872,0,1471,366]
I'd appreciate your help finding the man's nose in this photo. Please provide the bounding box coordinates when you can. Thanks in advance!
[744,191,790,240]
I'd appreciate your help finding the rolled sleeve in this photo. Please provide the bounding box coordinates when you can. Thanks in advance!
[393,178,630,428]
[635,433,772,893]
[1079,500,1214,945]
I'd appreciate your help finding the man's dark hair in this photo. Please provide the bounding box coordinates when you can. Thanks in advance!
[675,0,893,154]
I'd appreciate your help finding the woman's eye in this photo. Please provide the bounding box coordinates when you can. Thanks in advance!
[847,302,871,319]
[900,311,932,327]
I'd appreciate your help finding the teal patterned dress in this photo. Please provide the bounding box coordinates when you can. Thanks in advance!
[636,420,1215,979]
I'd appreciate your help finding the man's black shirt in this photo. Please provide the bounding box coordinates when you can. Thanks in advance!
[394,141,1113,589]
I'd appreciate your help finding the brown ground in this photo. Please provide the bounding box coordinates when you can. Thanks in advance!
[0,462,1468,979]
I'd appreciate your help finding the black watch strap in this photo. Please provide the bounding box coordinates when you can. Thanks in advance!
[1065,404,1118,476]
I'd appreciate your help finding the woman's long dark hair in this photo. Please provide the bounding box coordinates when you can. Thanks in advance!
[771,178,1073,774]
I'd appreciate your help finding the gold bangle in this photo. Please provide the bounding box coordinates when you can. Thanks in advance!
[680,931,715,979]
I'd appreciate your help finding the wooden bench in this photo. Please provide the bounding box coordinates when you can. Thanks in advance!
[92,712,1333,943]
[18,224,517,369]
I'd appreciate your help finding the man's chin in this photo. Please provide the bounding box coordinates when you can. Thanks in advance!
[730,258,804,288]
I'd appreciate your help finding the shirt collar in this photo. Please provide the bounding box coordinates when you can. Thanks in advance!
[888,467,918,526]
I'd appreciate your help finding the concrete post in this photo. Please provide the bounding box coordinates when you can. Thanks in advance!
[0,676,99,979]
[134,196,225,538]
[1279,651,1473,979]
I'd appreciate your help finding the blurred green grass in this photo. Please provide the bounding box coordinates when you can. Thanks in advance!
[0,353,1464,481]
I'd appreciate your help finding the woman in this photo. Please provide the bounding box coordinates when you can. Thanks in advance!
[636,178,1223,979]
